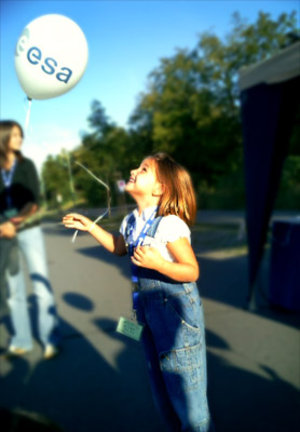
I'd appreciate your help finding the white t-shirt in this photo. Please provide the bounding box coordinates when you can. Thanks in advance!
[119,207,191,262]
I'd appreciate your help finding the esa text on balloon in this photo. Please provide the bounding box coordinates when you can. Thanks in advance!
[27,46,72,83]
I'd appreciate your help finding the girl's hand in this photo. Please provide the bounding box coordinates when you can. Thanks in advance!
[62,213,93,232]
[131,245,164,270]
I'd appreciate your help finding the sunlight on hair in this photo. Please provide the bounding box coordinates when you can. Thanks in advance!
[150,153,197,226]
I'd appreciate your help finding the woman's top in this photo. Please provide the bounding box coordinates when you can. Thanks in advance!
[119,206,191,263]
[0,157,40,229]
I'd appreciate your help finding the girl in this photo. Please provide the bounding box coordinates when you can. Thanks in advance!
[0,120,60,359]
[63,152,214,432]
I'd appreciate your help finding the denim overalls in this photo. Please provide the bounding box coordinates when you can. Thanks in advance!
[126,215,214,432]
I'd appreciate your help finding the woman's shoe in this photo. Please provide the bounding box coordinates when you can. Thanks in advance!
[7,345,31,356]
[44,344,59,360]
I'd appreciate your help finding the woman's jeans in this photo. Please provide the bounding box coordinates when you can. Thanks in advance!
[6,226,60,350]
[0,237,19,318]
[136,277,214,432]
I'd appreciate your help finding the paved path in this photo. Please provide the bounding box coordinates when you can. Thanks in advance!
[0,219,299,432]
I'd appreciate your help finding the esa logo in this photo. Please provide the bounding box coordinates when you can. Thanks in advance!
[27,46,72,84]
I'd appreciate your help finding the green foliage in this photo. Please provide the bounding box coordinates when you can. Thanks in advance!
[42,11,299,210]
[73,101,136,207]
[275,155,300,209]
[41,154,71,207]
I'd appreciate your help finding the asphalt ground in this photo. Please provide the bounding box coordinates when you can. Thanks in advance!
[0,211,299,432]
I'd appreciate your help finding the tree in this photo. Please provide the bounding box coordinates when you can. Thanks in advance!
[42,11,299,210]
[41,154,72,207]
[71,101,136,207]
[129,11,298,207]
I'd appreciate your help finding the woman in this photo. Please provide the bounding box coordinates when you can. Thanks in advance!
[0,120,60,359]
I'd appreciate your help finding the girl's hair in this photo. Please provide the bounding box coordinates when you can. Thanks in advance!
[0,120,24,167]
[149,152,197,226]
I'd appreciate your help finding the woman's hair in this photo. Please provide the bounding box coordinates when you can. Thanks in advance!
[149,152,197,226]
[0,120,24,167]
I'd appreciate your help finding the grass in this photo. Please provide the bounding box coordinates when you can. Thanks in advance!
[192,222,249,260]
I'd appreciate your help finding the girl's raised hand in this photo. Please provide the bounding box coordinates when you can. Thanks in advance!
[62,213,93,232]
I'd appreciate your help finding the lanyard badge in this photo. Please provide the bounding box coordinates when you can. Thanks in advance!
[1,160,17,187]
[116,287,144,341]
[116,316,144,342]
[116,209,157,342]
[1,160,17,209]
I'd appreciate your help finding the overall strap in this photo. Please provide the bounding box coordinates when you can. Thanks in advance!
[146,216,162,238]
[126,211,160,284]
[125,213,162,243]
[125,212,136,241]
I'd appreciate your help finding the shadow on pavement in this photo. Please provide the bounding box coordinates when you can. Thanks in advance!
[0,294,165,432]
[206,329,300,432]
[2,320,298,432]
[198,255,300,329]
[1,220,298,431]
[75,243,300,330]
[43,219,300,328]
[63,245,299,431]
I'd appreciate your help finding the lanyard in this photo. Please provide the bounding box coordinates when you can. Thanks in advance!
[128,208,157,284]
[1,159,17,188]
[1,160,17,209]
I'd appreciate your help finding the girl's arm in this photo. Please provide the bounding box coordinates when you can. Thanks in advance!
[131,237,199,282]
[63,213,127,256]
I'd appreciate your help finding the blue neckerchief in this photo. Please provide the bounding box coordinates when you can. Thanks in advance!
[128,207,158,283]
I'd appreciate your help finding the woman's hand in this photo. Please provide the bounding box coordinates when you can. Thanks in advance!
[10,216,24,226]
[13,203,38,226]
[131,245,164,270]
[0,221,17,238]
[62,213,93,232]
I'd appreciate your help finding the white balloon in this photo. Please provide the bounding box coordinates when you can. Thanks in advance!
[14,14,88,100]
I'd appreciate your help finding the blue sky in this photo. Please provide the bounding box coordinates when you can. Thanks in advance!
[1,0,298,171]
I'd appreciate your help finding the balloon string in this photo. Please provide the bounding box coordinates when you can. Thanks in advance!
[24,98,32,135]
[71,161,111,243]
[75,161,110,195]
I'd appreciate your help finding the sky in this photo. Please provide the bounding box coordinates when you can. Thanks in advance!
[1,0,299,171]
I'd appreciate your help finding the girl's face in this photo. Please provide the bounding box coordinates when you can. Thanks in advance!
[126,158,161,197]
[8,126,23,152]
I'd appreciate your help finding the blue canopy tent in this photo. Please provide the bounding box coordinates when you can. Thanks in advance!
[239,41,300,308]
